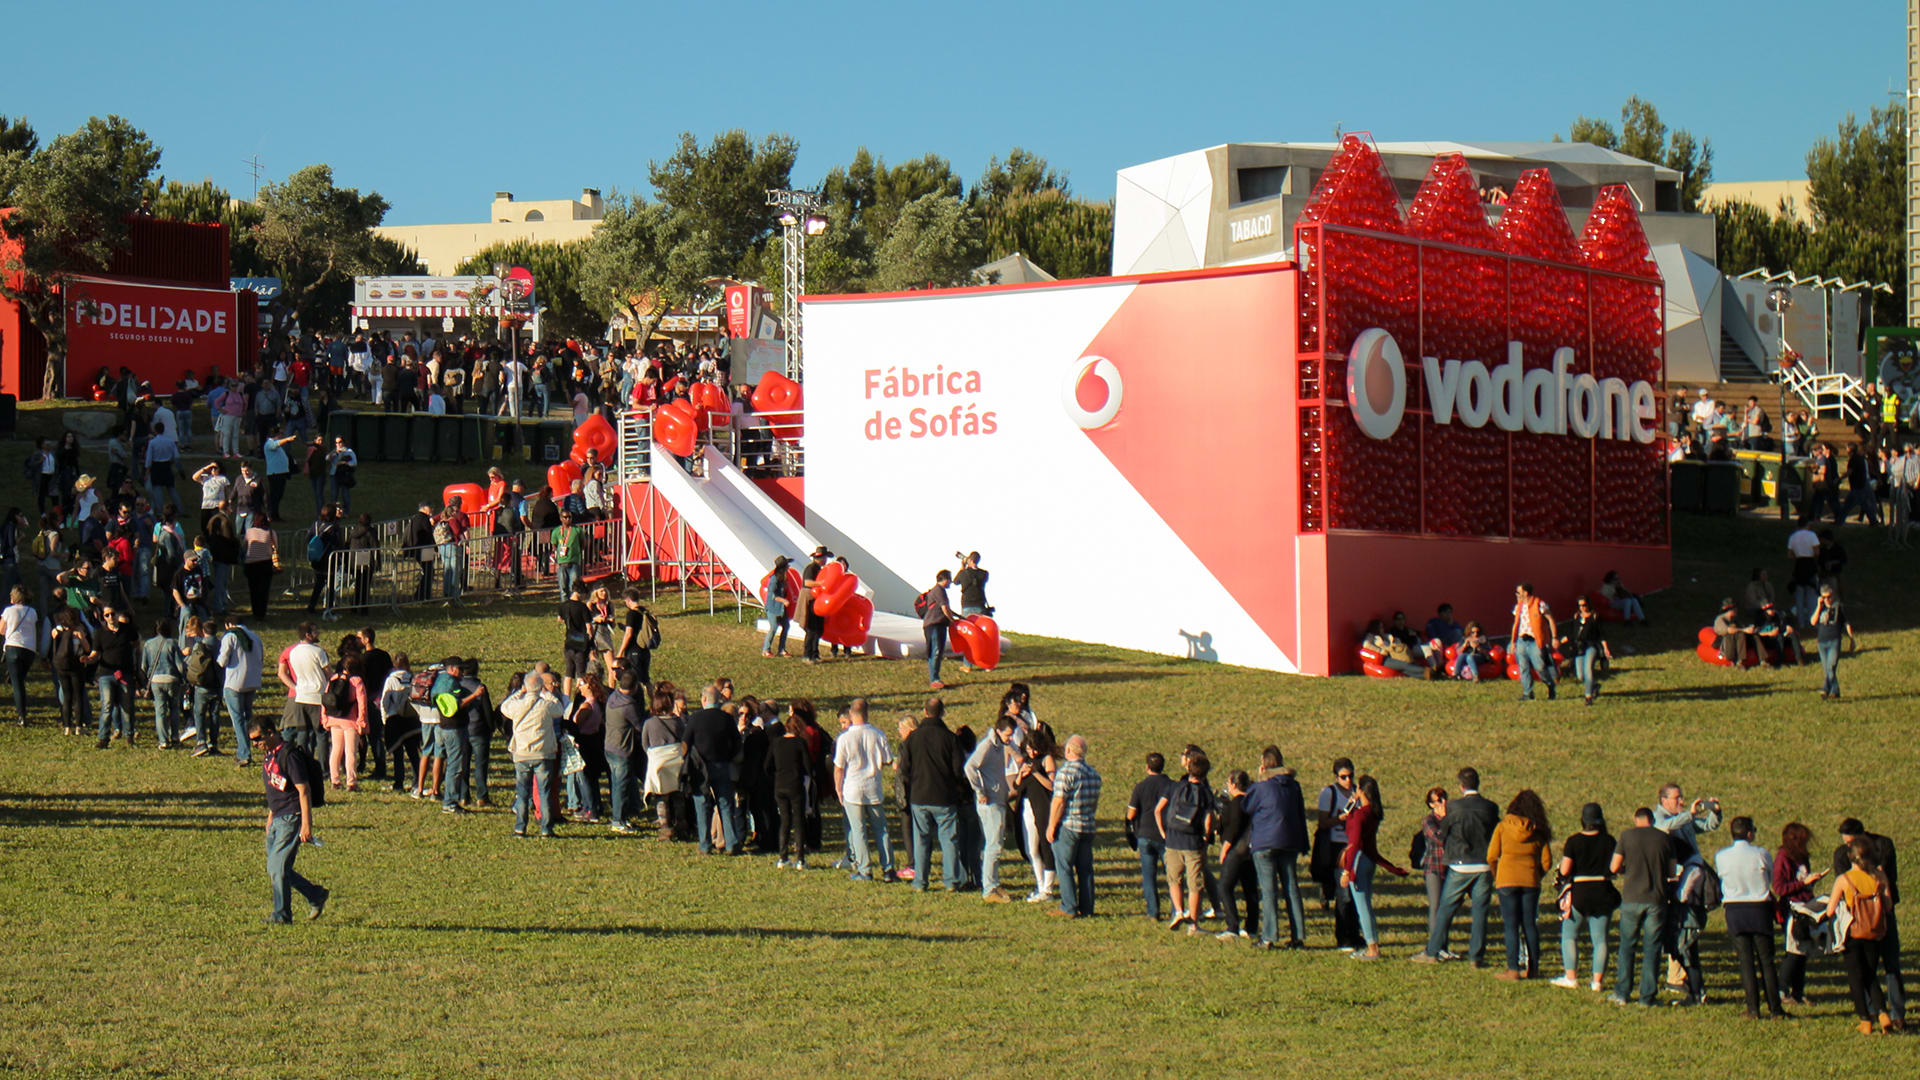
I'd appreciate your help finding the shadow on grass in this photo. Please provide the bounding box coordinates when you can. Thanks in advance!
[387,923,984,944]
[1024,669,1189,687]
[1603,684,1783,701]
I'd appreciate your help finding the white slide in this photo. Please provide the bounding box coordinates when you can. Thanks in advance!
[651,444,927,657]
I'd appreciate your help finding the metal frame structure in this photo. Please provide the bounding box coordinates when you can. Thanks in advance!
[766,188,825,381]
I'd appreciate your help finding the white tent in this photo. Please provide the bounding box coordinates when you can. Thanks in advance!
[1655,244,1723,383]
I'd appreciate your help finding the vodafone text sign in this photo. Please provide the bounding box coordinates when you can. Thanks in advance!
[64,277,241,390]
[1345,328,1656,444]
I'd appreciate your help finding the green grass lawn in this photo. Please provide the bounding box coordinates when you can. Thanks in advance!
[1,416,1917,1077]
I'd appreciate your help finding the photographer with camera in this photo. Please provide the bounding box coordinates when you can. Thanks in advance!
[954,551,991,618]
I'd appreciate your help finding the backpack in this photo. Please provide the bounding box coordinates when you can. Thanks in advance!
[432,520,454,545]
[1846,873,1890,941]
[1167,780,1206,835]
[1688,862,1723,911]
[30,530,52,560]
[186,638,220,690]
[49,629,81,671]
[322,668,354,715]
[408,664,443,706]
[306,530,326,562]
[913,589,932,618]
[641,609,661,650]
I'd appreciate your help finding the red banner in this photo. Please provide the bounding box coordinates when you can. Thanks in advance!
[725,284,754,338]
[65,276,240,392]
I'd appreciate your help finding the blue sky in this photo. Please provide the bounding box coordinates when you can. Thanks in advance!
[5,0,1903,225]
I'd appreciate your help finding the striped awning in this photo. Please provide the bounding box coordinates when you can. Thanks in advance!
[352,304,476,318]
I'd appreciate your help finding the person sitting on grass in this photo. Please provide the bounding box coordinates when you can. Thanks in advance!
[1712,598,1758,667]
[1362,620,1433,679]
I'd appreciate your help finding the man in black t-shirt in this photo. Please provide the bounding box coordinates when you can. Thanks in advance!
[557,586,593,697]
[615,586,653,688]
[800,546,829,663]
[254,721,329,924]
[1608,808,1674,1006]
[357,628,393,781]
[1126,752,1172,920]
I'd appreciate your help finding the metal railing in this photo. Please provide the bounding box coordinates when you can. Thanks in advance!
[613,407,805,483]
[307,517,622,613]
[1779,363,1868,424]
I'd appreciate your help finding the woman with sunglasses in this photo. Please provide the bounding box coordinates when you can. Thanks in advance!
[1565,596,1613,706]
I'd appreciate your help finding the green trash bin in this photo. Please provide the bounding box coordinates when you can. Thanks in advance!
[326,411,354,444]
[408,414,437,462]
[352,413,383,461]
[382,414,410,461]
[1703,462,1741,513]
[1669,462,1704,511]
[455,416,486,463]
[434,416,462,461]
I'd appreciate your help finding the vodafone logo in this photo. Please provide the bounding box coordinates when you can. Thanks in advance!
[1346,329,1656,445]
[1063,355,1122,429]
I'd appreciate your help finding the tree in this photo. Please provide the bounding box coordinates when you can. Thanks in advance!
[868,194,985,292]
[0,115,38,204]
[580,192,719,342]
[1568,96,1713,212]
[249,164,392,343]
[1804,105,1906,325]
[1712,198,1808,277]
[455,237,598,340]
[648,130,797,278]
[0,115,160,396]
[981,188,1114,280]
[142,176,266,275]
[975,147,1067,204]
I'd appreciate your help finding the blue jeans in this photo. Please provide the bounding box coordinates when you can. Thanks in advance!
[440,544,462,600]
[1499,885,1541,973]
[909,803,962,890]
[150,681,180,745]
[1574,645,1601,699]
[976,800,1007,894]
[693,761,742,854]
[843,800,892,876]
[1514,638,1554,697]
[210,563,230,612]
[467,729,492,803]
[1560,911,1609,981]
[606,752,635,826]
[1425,867,1493,962]
[1254,850,1309,944]
[513,758,559,835]
[265,812,324,922]
[761,610,790,654]
[95,674,132,741]
[1614,901,1668,1004]
[1819,638,1841,696]
[439,726,469,808]
[1350,852,1380,946]
[924,627,945,683]
[1137,837,1167,919]
[224,688,255,763]
[1051,827,1096,916]
[556,562,581,601]
[191,686,218,751]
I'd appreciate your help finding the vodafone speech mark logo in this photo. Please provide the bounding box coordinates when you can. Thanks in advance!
[1346,329,1656,444]
[1063,355,1122,429]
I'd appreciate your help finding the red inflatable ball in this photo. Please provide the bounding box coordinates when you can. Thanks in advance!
[1695,628,1760,668]
[759,567,804,611]
[1358,645,1402,678]
[812,569,859,617]
[442,482,487,511]
[688,381,730,430]
[964,614,1000,671]
[751,372,804,442]
[824,593,874,649]
[950,619,985,669]
[1590,593,1626,623]
[91,386,110,402]
[1487,644,1507,665]
[569,412,617,467]
[653,401,699,458]
[546,460,582,496]
[1695,627,1717,646]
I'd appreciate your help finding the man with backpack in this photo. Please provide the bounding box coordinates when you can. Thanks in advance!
[616,587,658,688]
[305,506,342,616]
[215,613,264,765]
[917,569,959,690]
[251,720,329,925]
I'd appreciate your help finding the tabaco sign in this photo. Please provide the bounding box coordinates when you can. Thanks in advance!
[1293,136,1667,545]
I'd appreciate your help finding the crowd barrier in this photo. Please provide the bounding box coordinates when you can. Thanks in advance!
[272,517,620,615]
[322,411,578,465]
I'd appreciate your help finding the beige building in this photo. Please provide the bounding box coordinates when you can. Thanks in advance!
[375,189,606,274]
[1700,180,1814,226]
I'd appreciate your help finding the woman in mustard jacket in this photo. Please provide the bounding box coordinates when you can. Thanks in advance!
[1486,788,1554,980]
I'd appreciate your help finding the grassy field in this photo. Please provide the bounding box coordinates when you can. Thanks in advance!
[1,414,1917,1077]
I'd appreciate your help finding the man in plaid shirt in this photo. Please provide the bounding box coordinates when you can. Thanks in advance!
[1047,735,1102,919]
